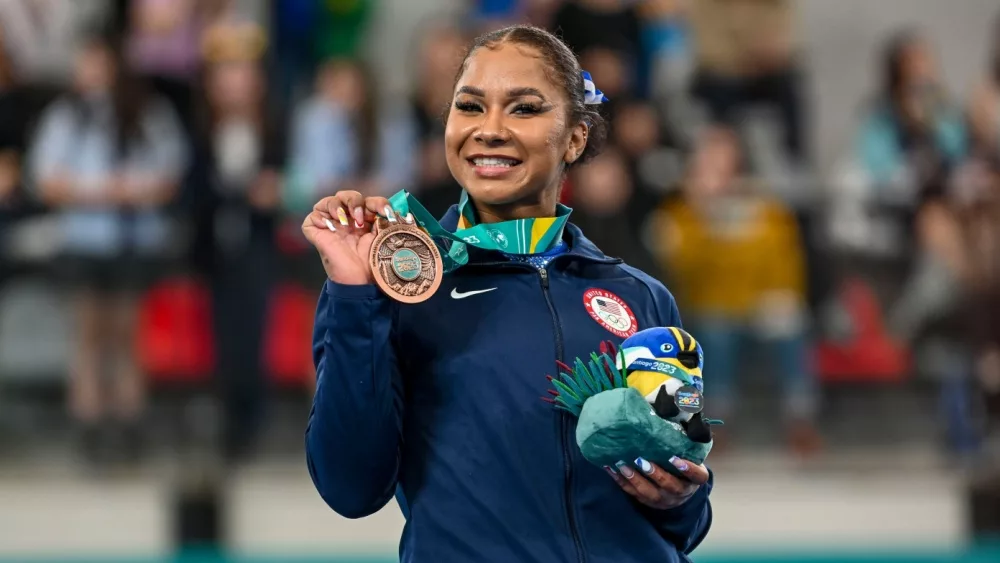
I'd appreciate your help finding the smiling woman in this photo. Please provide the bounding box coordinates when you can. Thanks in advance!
[302,24,714,563]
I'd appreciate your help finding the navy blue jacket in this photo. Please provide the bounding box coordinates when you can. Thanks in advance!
[305,205,713,563]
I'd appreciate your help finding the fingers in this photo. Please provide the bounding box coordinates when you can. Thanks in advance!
[609,461,664,507]
[661,456,710,485]
[603,464,639,497]
[309,192,413,238]
[606,457,706,510]
[634,457,702,497]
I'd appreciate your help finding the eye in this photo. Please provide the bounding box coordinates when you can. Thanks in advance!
[512,102,542,115]
[660,343,674,354]
[454,101,482,113]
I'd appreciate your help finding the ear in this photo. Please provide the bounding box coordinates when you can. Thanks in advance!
[563,121,589,164]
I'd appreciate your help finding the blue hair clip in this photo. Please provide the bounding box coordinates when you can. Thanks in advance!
[581,70,609,105]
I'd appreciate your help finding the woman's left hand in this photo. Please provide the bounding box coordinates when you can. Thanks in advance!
[605,457,709,510]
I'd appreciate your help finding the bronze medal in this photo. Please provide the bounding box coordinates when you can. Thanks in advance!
[369,217,443,303]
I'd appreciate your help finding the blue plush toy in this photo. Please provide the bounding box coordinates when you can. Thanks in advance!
[545,326,720,475]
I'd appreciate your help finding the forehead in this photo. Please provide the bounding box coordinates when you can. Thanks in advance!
[457,42,563,98]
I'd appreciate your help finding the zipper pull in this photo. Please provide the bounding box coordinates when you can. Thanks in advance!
[539,267,549,289]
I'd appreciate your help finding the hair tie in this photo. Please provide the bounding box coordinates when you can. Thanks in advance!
[581,70,609,105]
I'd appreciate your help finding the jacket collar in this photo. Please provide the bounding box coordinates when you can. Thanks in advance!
[437,203,615,264]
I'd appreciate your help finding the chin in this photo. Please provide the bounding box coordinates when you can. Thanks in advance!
[463,179,527,206]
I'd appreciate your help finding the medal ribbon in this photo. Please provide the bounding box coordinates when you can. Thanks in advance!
[386,189,571,273]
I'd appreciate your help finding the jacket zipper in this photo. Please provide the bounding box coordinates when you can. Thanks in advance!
[467,257,621,563]
[538,267,585,563]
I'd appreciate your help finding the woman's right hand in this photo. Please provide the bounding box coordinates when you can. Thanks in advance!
[302,191,393,285]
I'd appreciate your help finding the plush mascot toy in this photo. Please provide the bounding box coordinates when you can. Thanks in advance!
[544,327,721,478]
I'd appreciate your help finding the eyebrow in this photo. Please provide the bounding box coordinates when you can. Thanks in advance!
[457,86,547,100]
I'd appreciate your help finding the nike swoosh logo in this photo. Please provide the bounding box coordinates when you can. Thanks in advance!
[451,287,497,299]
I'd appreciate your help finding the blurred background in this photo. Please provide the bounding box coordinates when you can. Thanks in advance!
[1,0,1000,561]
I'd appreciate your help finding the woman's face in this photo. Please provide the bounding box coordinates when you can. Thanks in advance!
[687,129,740,199]
[207,60,262,114]
[445,42,587,213]
[319,62,367,112]
[74,44,114,94]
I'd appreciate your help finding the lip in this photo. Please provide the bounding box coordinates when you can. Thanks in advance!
[466,154,522,179]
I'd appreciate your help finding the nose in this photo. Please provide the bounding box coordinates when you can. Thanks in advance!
[473,109,509,146]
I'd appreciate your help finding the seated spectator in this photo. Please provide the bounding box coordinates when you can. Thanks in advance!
[829,31,967,266]
[650,125,820,457]
[566,146,662,279]
[27,30,187,464]
[285,57,415,212]
[551,0,644,94]
[688,0,807,165]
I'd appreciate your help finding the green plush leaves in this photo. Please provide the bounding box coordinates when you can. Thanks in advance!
[546,350,630,418]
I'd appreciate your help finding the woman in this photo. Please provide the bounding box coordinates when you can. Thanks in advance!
[286,57,415,209]
[28,31,186,462]
[187,24,284,462]
[302,25,713,562]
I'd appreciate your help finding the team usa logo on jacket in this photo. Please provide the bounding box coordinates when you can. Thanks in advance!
[583,288,638,338]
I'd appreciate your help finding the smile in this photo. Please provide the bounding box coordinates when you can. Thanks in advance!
[467,156,522,178]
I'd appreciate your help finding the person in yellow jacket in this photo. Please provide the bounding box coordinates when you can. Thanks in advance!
[650,126,820,456]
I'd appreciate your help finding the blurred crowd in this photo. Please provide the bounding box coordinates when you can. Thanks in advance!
[0,0,998,471]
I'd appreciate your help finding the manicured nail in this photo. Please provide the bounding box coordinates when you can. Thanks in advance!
[355,219,365,228]
[669,456,689,472]
[336,207,349,226]
[405,213,414,224]
[323,218,336,232]
[384,206,397,222]
[635,457,654,475]
[615,460,634,479]
[353,207,365,226]
[603,465,617,477]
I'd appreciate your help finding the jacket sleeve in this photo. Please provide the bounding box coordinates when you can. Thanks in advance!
[305,280,404,519]
[643,279,715,553]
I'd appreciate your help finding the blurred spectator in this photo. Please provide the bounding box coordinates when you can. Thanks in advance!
[0,29,28,215]
[551,0,643,92]
[285,57,416,214]
[406,22,467,218]
[26,30,187,464]
[829,32,967,265]
[187,22,284,462]
[123,0,225,128]
[688,0,807,165]
[0,0,113,88]
[578,45,633,118]
[567,147,661,277]
[968,13,1000,168]
[637,0,691,100]
[650,126,819,456]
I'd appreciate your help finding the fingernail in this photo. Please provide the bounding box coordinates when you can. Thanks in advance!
[635,457,654,475]
[603,465,617,477]
[384,206,397,222]
[323,218,336,232]
[355,219,365,228]
[615,460,634,479]
[405,213,415,224]
[336,207,349,226]
[669,456,689,472]
[353,207,365,226]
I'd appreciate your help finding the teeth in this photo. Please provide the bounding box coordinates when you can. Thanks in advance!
[473,157,518,168]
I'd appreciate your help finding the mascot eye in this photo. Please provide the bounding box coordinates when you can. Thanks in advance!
[660,343,674,354]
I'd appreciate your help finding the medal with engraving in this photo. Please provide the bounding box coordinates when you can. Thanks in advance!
[369,217,443,304]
